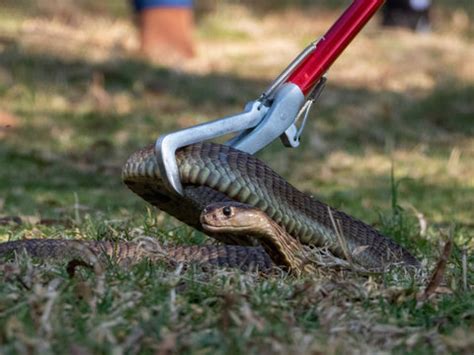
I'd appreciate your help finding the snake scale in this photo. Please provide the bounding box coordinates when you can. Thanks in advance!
[0,142,419,272]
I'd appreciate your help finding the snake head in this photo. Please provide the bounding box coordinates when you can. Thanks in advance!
[200,202,270,235]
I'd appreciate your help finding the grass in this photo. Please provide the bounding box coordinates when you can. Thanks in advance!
[0,0,473,353]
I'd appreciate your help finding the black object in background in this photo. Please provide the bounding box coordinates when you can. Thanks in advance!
[382,0,432,32]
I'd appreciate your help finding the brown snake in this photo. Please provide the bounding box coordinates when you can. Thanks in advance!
[0,143,420,273]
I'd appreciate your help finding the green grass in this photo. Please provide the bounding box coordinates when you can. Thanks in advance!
[0,1,473,353]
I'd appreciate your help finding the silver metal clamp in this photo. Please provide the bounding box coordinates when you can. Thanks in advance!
[154,40,326,196]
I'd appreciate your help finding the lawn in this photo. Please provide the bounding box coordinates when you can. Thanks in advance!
[0,1,473,353]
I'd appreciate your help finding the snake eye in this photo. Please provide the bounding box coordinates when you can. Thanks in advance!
[222,206,232,217]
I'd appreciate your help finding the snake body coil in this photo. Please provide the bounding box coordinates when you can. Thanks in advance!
[0,239,273,271]
[122,143,419,269]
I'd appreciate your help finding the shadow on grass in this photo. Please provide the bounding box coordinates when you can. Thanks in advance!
[2,43,472,148]
[0,45,267,109]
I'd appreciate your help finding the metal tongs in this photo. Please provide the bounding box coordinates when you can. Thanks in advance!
[155,0,385,195]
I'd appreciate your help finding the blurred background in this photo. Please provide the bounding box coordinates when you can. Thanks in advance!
[0,0,472,239]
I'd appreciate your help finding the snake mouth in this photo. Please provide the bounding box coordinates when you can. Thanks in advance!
[201,223,252,234]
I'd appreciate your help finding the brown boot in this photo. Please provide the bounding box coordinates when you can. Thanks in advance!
[138,7,195,63]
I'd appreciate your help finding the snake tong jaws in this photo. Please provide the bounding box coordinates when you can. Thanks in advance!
[155,41,326,196]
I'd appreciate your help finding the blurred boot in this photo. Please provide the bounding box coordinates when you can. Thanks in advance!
[136,5,195,62]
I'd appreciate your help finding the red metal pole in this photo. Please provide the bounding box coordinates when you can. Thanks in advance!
[287,0,385,95]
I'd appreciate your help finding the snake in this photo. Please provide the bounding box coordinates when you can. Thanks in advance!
[122,142,419,270]
[0,202,314,273]
[0,142,419,273]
